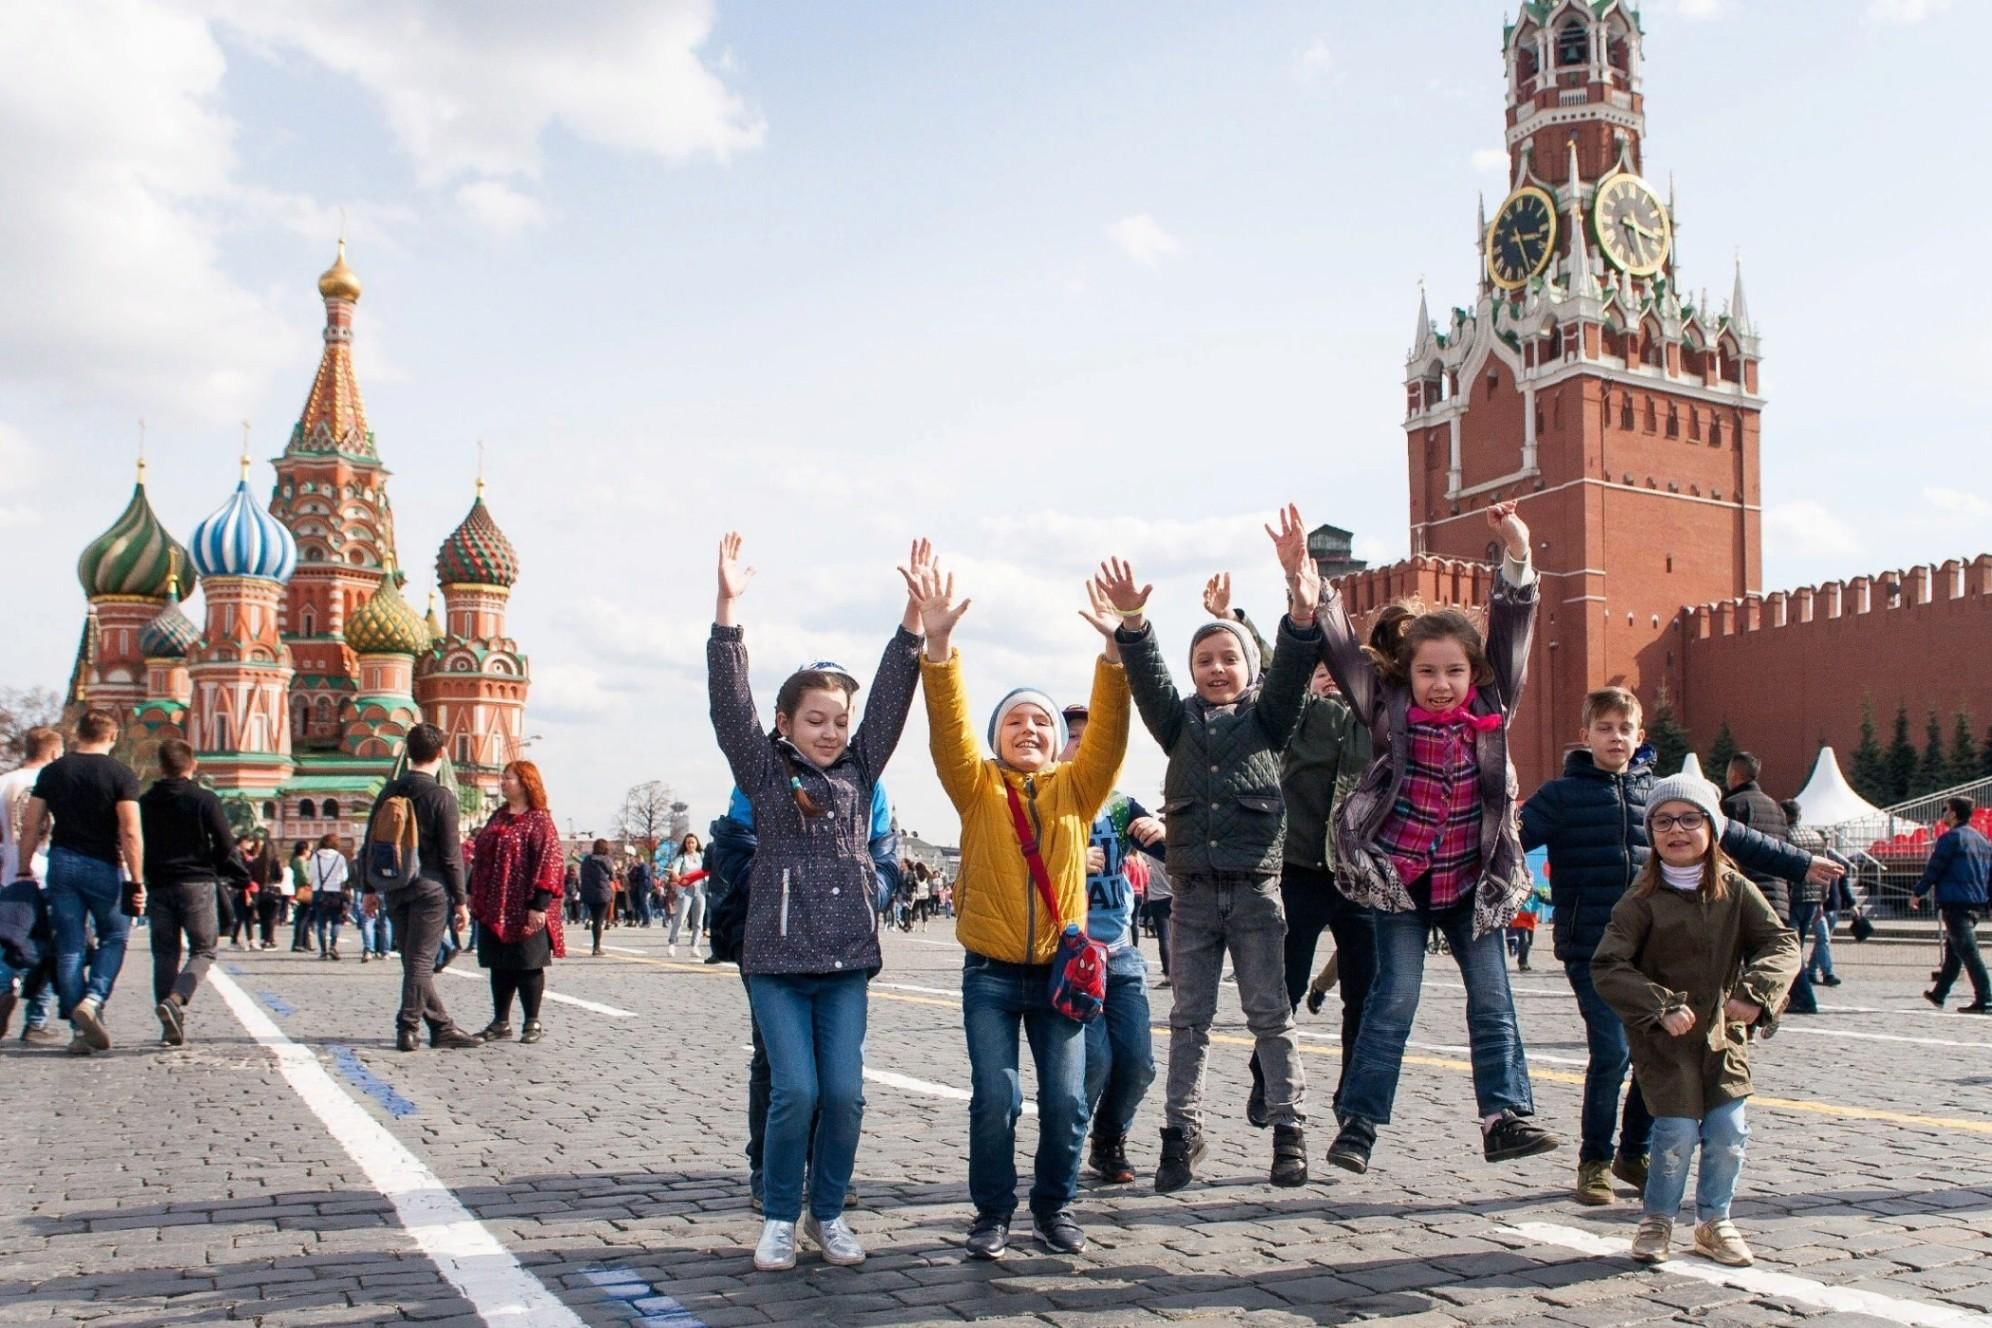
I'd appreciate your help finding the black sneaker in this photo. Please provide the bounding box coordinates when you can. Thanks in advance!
[1818,975,1842,987]
[1482,1110,1559,1162]
[1031,1208,1086,1254]
[1246,1077,1269,1130]
[155,996,186,1047]
[964,1213,1009,1260]
[1153,1126,1205,1193]
[1925,989,1946,1008]
[1270,1125,1309,1187]
[1088,1133,1134,1184]
[1961,1002,1992,1014]
[1326,1119,1375,1174]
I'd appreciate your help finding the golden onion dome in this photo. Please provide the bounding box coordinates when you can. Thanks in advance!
[345,567,427,656]
[317,239,362,302]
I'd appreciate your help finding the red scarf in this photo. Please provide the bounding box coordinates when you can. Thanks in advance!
[468,807,567,957]
[1407,686,1503,733]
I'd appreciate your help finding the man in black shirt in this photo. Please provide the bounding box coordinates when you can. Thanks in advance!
[362,723,482,1052]
[139,740,248,1046]
[13,709,144,1056]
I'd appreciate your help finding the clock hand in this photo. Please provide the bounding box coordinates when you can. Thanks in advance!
[1626,219,1660,240]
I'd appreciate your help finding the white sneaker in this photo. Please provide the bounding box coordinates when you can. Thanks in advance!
[667,944,678,958]
[753,1219,797,1271]
[802,1214,866,1267]
[72,996,111,1051]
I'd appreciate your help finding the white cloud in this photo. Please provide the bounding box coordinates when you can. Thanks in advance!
[1867,0,1951,21]
[1297,37,1333,80]
[1678,0,1724,18]
[1764,500,1862,558]
[1919,487,1991,520]
[1106,214,1183,268]
[0,422,41,528]
[1471,147,1510,176]
[455,180,550,236]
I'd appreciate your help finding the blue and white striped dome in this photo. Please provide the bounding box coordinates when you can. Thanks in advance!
[190,479,298,583]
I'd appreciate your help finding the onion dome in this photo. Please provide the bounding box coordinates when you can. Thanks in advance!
[138,578,200,659]
[190,461,299,583]
[346,566,427,656]
[318,238,362,302]
[77,465,194,600]
[435,485,519,588]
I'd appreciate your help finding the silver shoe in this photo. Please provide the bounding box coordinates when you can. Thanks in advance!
[753,1219,797,1271]
[801,1214,866,1267]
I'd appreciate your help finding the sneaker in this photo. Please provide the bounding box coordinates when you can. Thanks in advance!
[1154,974,1170,989]
[1694,1218,1754,1266]
[1819,974,1842,987]
[1925,989,1946,1008]
[155,997,186,1047]
[359,951,369,964]
[72,996,110,1051]
[1961,1002,1992,1014]
[1482,1111,1559,1163]
[1270,1124,1309,1187]
[21,1025,57,1045]
[1153,1126,1205,1193]
[66,1034,95,1056]
[1246,1077,1269,1129]
[1574,1159,1615,1206]
[476,1021,515,1042]
[1611,1151,1649,1192]
[1088,1133,1135,1185]
[667,944,678,958]
[1031,1207,1086,1254]
[1631,1215,1673,1264]
[801,1214,866,1266]
[964,1213,1009,1260]
[1326,1118,1375,1175]
[753,1219,798,1271]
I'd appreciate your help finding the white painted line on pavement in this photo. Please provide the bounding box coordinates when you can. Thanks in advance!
[207,966,585,1326]
[863,1066,1036,1115]
[1293,1027,1588,1069]
[437,966,637,1018]
[1504,1220,1992,1327]
[583,1267,706,1326]
[1766,1025,1992,1051]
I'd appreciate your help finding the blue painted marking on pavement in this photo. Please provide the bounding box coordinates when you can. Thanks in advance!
[222,964,244,976]
[325,1043,418,1118]
[258,992,296,1018]
[584,1267,708,1326]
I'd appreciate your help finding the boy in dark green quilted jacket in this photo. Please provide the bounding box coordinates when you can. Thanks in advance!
[1103,506,1324,1193]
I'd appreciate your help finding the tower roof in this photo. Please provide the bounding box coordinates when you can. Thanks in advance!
[191,461,299,584]
[290,241,376,461]
[138,578,200,659]
[345,567,428,656]
[77,464,194,600]
[436,488,520,589]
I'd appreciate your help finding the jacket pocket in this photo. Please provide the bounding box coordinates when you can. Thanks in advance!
[780,868,791,938]
[1236,793,1281,815]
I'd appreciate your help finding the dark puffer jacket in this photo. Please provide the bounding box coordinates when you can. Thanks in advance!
[1116,614,1320,877]
[1522,748,1819,962]
[1720,780,1796,925]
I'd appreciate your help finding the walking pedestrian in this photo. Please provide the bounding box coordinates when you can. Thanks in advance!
[0,725,62,1042]
[627,855,654,929]
[579,842,614,955]
[1911,796,1991,1013]
[10,709,143,1056]
[665,833,707,958]
[306,834,349,960]
[469,761,565,1044]
[359,723,483,1051]
[1721,755,1811,1014]
[138,739,246,1046]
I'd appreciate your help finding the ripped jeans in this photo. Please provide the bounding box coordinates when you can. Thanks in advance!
[1644,1098,1748,1223]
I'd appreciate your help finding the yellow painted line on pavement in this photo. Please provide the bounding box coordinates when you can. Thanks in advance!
[605,950,1992,1138]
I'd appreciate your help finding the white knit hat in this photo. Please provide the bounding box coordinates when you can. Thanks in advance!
[988,688,1067,758]
[1646,772,1728,840]
[1189,617,1261,686]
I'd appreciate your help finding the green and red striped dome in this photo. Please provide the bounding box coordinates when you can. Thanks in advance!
[435,492,518,589]
[77,473,195,600]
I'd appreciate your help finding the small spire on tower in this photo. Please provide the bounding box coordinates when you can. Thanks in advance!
[136,419,147,484]
[1730,253,1752,333]
[476,439,486,500]
[239,420,253,481]
[1412,279,1433,353]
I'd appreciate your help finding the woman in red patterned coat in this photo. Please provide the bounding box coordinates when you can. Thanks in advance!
[469,760,566,1044]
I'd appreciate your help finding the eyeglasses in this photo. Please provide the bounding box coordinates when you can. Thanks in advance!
[1651,811,1706,832]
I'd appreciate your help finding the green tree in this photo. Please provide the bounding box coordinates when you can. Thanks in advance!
[1850,697,1889,805]
[1885,704,1918,803]
[1917,710,1948,797]
[1706,720,1738,779]
[1948,712,1979,788]
[1645,684,1692,777]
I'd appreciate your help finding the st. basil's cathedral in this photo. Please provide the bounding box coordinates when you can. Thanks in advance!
[65,243,531,838]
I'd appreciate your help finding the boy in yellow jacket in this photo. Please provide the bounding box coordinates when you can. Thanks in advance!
[910,563,1130,1260]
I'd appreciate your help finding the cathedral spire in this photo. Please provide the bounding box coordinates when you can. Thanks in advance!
[1564,139,1600,300]
[289,240,374,459]
[1411,281,1433,355]
[1729,255,1753,334]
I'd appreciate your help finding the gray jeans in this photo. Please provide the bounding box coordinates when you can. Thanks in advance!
[386,881,452,1034]
[148,879,219,1006]
[1164,870,1304,1135]
[669,882,707,946]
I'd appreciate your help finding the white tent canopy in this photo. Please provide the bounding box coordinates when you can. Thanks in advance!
[1791,746,1893,830]
[1679,752,1704,782]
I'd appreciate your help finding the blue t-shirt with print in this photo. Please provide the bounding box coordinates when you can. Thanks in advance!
[1086,791,1152,947]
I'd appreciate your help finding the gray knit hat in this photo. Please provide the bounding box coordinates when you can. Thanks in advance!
[1189,617,1261,686]
[1646,772,1728,840]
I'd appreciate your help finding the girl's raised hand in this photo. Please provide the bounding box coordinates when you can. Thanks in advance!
[1265,503,1309,578]
[898,538,936,633]
[900,563,971,657]
[1096,558,1152,631]
[1486,500,1530,562]
[716,532,754,625]
[1078,578,1119,640]
[1202,572,1232,620]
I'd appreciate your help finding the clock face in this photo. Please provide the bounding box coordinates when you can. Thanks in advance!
[1486,186,1558,290]
[1592,174,1672,276]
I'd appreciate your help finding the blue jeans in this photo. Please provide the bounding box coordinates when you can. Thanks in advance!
[1645,1099,1748,1222]
[47,848,130,1021]
[962,952,1087,1219]
[359,907,393,955]
[1564,959,1653,1163]
[748,971,868,1224]
[1786,902,1817,1012]
[316,896,348,952]
[1806,910,1837,981]
[1082,947,1155,1140]
[1340,900,1534,1127]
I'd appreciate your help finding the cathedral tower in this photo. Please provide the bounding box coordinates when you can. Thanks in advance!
[73,460,194,721]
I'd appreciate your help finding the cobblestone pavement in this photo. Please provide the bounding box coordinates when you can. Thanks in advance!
[2,920,1989,1327]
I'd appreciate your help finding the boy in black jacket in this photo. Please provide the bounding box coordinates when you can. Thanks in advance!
[138,739,250,1046]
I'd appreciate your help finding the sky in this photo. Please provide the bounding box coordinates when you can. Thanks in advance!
[2,0,1985,843]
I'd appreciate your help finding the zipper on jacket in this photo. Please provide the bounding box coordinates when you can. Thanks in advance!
[1023,776,1039,960]
[780,868,791,937]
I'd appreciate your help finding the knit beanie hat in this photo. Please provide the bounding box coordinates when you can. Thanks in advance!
[988,688,1067,758]
[1646,772,1728,840]
[1189,617,1261,686]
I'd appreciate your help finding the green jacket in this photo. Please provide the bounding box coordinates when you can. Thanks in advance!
[1116,613,1321,877]
[1590,871,1799,1120]
[1238,611,1370,872]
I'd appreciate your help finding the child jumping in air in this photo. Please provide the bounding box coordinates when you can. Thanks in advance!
[707,532,928,1274]
[1591,773,1798,1267]
[1315,500,1560,1174]
[1107,509,1325,1192]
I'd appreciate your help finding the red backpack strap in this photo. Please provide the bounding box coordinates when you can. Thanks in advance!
[1003,780,1063,930]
